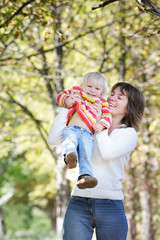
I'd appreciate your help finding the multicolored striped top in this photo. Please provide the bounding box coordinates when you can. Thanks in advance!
[57,86,112,134]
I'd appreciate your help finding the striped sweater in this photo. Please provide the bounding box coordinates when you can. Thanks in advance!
[57,86,112,134]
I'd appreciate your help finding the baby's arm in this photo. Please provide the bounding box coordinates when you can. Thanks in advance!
[57,89,72,108]
[99,99,112,130]
[64,91,75,108]
[90,102,109,133]
[57,88,83,109]
[65,90,84,108]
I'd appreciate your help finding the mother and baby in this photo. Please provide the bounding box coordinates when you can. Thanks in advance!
[48,72,145,240]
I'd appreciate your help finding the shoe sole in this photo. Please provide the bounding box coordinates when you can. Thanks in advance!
[77,176,98,189]
[65,151,77,169]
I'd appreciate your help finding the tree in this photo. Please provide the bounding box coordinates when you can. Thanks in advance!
[92,0,160,17]
[0,0,160,239]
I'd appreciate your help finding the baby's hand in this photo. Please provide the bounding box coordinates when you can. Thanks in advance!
[71,90,84,103]
[64,95,75,108]
[93,123,105,133]
[64,90,83,108]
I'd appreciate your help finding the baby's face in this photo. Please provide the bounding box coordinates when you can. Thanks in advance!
[83,78,103,98]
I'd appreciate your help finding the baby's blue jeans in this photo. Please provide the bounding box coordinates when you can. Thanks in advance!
[62,125,94,176]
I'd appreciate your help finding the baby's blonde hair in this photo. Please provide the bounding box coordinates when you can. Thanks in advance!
[81,72,108,97]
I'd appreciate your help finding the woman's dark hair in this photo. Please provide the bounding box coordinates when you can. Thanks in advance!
[111,82,145,131]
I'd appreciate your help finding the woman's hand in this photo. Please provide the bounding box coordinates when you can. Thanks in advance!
[93,123,105,133]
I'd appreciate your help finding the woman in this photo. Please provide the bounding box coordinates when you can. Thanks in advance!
[48,82,145,240]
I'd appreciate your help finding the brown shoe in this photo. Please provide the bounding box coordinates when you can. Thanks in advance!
[77,175,98,189]
[65,151,77,169]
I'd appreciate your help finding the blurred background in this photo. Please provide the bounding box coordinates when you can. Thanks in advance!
[0,0,159,239]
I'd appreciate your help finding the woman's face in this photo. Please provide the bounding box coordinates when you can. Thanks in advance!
[107,86,128,120]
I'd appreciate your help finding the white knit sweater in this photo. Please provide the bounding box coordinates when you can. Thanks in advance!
[48,108,138,200]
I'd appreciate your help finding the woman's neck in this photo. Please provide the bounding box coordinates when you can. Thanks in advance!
[108,118,122,135]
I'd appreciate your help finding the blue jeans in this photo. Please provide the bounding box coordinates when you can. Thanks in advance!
[63,196,128,240]
[62,126,94,176]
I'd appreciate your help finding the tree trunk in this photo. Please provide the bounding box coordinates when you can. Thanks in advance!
[125,161,138,240]
[0,208,5,237]
[119,1,127,81]
[51,2,70,238]
[140,160,155,240]
[140,188,154,240]
[45,200,57,232]
[55,155,70,239]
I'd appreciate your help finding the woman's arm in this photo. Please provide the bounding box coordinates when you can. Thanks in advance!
[96,127,138,160]
[48,108,68,146]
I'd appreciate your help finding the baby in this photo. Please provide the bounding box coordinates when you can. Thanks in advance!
[57,72,112,189]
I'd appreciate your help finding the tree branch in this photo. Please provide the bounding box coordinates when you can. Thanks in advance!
[92,0,160,16]
[7,92,54,158]
[0,22,114,63]
[92,0,119,10]
[0,0,35,28]
[136,0,160,16]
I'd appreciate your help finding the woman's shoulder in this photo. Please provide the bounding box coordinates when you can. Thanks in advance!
[96,126,137,141]
[120,126,137,133]
[99,126,137,139]
[114,126,138,139]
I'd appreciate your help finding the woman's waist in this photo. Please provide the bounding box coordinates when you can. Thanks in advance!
[71,186,124,200]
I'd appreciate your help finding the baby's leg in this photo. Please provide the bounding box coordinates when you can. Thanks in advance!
[76,128,98,189]
[62,126,78,168]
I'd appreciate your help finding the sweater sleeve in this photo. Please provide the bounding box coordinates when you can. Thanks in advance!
[99,100,112,129]
[48,108,68,146]
[96,127,138,161]
[56,88,72,107]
